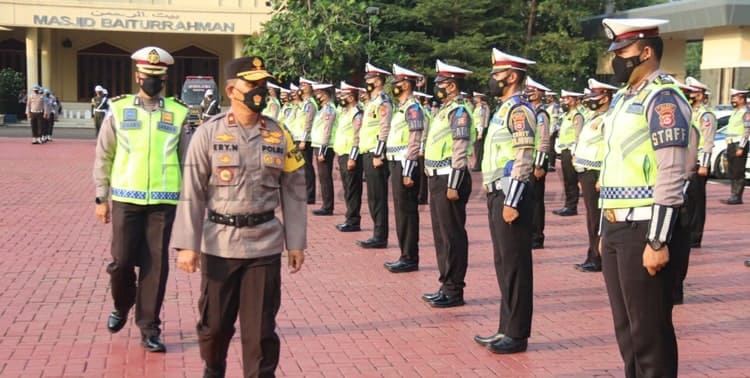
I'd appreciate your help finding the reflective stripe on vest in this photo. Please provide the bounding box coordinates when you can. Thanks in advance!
[557,111,579,149]
[386,97,418,161]
[109,95,187,205]
[333,107,360,155]
[425,100,465,166]
[360,93,387,153]
[573,113,605,170]
[311,103,337,147]
[481,97,519,185]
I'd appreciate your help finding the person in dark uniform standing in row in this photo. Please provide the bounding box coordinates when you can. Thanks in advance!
[474,49,536,354]
[171,56,306,378]
[93,46,190,353]
[598,18,689,377]
[200,89,221,123]
[26,85,45,144]
[334,82,364,232]
[721,88,749,205]
[415,91,433,205]
[298,77,319,204]
[356,63,393,249]
[92,85,109,137]
[553,89,584,216]
[383,64,425,273]
[524,77,552,249]
[310,83,337,216]
[572,78,618,273]
[472,92,490,172]
[421,59,473,308]
[683,77,716,248]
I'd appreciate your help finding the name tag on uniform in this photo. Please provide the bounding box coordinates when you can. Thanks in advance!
[121,120,142,129]
[261,143,284,169]
[157,122,178,134]
[626,103,644,114]
[123,108,138,121]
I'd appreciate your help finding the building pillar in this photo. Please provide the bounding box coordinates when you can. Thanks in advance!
[25,27,39,91]
[40,29,52,89]
[232,35,245,59]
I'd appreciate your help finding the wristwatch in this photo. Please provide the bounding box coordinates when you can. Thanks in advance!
[95,196,107,204]
[647,239,665,251]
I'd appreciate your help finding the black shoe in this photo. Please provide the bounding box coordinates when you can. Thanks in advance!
[357,237,387,249]
[141,335,166,353]
[336,223,361,232]
[745,259,750,267]
[576,262,602,272]
[312,208,333,216]
[429,292,464,308]
[107,310,127,333]
[487,336,528,354]
[554,207,578,216]
[720,197,743,205]
[421,290,442,302]
[532,241,544,249]
[385,260,418,273]
[474,332,505,347]
[307,199,315,205]
[203,363,227,378]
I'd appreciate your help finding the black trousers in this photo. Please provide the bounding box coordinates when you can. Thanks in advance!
[428,172,471,297]
[487,188,533,339]
[337,154,363,227]
[669,206,691,302]
[44,115,55,136]
[389,160,420,264]
[94,112,106,136]
[296,141,316,204]
[727,142,748,199]
[560,149,579,210]
[578,169,601,266]
[363,153,390,241]
[473,129,487,170]
[548,132,558,169]
[197,253,281,378]
[601,220,678,378]
[108,202,175,337]
[417,156,429,204]
[686,172,707,246]
[530,161,547,245]
[313,147,334,212]
[29,112,43,138]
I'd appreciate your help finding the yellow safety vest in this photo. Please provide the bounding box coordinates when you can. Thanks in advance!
[333,106,361,155]
[360,92,390,153]
[426,99,471,167]
[573,113,605,170]
[558,110,580,149]
[262,97,281,120]
[109,95,188,205]
[726,107,747,142]
[386,97,419,161]
[311,103,337,148]
[481,96,526,185]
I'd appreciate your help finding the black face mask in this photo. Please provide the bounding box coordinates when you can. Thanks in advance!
[488,77,505,98]
[366,83,376,93]
[392,86,402,97]
[339,98,349,107]
[611,54,642,83]
[586,99,601,111]
[434,86,448,100]
[239,86,268,113]
[561,103,570,112]
[140,77,164,97]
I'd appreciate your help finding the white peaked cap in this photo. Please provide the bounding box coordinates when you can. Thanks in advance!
[131,46,174,75]
[491,48,535,73]
[685,76,709,91]
[299,77,316,86]
[102,89,108,95]
[545,91,558,96]
[278,87,290,94]
[669,76,696,92]
[730,88,749,96]
[472,91,487,97]
[435,59,472,82]
[205,89,214,96]
[525,76,551,92]
[289,83,299,91]
[587,78,619,91]
[340,81,359,93]
[364,62,391,78]
[583,89,592,97]
[414,91,433,99]
[312,83,333,90]
[392,64,423,79]
[267,83,281,90]
[602,18,668,51]
[95,85,104,92]
[561,90,584,98]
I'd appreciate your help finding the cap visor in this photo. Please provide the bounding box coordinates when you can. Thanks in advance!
[608,39,637,52]
[238,70,274,82]
[434,75,451,83]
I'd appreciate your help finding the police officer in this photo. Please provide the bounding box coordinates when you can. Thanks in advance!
[721,88,749,205]
[683,77,716,247]
[298,78,319,204]
[201,89,221,122]
[573,78,618,272]
[286,83,301,130]
[334,82,364,232]
[310,83,337,216]
[26,85,45,144]
[545,91,561,171]
[91,85,109,137]
[277,86,292,127]
[473,49,536,354]
[414,91,433,205]
[42,89,59,143]
[170,56,306,378]
[472,92,490,171]
[263,83,282,120]
[553,90,584,216]
[384,64,425,273]
[356,63,393,249]
[421,59,473,308]
[524,77,552,249]
[599,18,689,377]
[93,46,189,352]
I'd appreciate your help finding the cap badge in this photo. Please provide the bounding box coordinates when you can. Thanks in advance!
[147,49,160,64]
[253,58,263,69]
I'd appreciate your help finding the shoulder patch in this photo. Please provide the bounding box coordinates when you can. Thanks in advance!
[509,105,535,148]
[649,88,689,150]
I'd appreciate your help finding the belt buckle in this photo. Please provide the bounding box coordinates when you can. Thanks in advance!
[604,209,616,223]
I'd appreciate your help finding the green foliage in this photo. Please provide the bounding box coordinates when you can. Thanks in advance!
[0,67,24,100]
[685,41,702,79]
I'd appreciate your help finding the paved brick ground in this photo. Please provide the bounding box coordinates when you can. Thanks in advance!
[0,136,748,377]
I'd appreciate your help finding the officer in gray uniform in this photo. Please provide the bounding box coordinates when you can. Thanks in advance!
[170,56,306,378]
[524,77,552,249]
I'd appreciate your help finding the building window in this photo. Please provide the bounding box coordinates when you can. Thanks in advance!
[0,39,27,82]
[168,46,219,98]
[77,42,131,101]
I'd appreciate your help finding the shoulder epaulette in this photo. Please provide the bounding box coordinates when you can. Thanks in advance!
[656,74,674,85]
[205,112,227,124]
[110,95,128,103]
[170,97,188,108]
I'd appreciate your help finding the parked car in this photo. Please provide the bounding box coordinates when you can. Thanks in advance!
[708,111,750,179]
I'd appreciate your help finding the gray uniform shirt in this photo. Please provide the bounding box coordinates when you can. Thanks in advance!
[169,112,307,259]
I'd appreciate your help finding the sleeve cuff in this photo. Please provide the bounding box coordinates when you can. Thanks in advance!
[447,168,465,190]
[374,140,386,157]
[647,204,679,243]
[534,151,548,168]
[301,131,310,141]
[319,145,328,156]
[503,179,526,208]
[419,141,425,154]
[740,137,748,148]
[349,146,359,161]
[700,152,711,168]
[403,160,417,177]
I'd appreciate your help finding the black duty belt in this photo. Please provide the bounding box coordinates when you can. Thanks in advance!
[208,210,275,228]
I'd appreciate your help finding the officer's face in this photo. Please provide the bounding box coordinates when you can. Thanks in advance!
[301,83,312,95]
[731,94,746,107]
[526,88,541,102]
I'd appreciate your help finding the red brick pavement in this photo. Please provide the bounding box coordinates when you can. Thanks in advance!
[0,136,748,377]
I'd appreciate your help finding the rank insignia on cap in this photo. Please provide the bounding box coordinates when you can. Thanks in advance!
[253,57,263,69]
[655,103,676,128]
[225,56,274,82]
[148,49,160,65]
